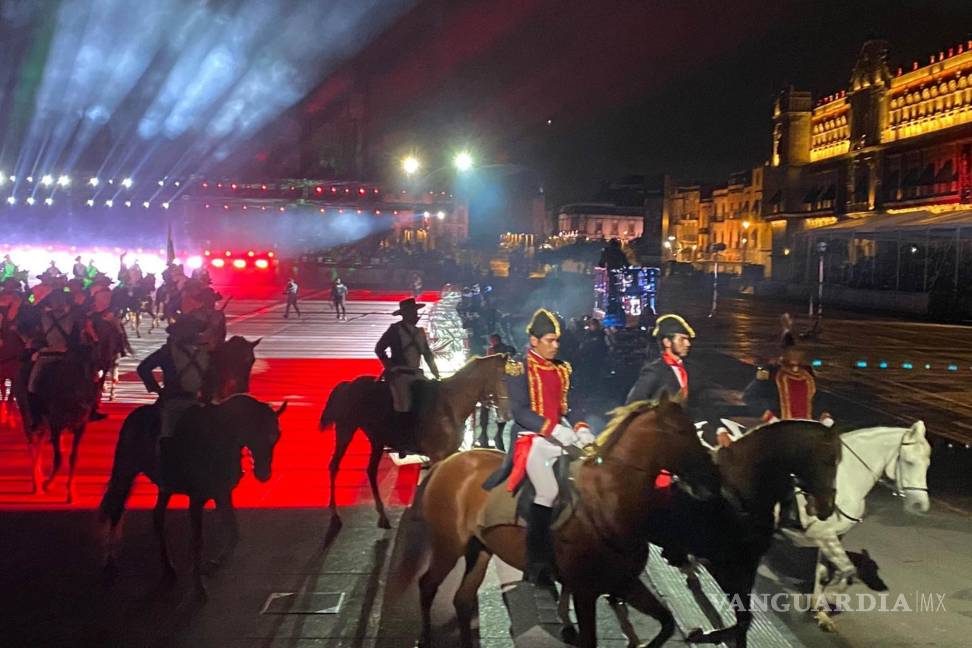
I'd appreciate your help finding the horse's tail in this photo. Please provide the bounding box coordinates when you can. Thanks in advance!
[320,382,352,431]
[99,405,156,525]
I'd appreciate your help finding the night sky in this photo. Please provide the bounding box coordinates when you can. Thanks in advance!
[304,0,972,207]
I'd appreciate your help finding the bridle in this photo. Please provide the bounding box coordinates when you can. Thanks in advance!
[835,432,927,523]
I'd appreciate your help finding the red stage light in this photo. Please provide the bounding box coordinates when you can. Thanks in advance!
[233,259,246,269]
[373,188,379,194]
[211,258,225,268]
[267,251,275,258]
[202,182,209,188]
[230,183,238,190]
[225,250,232,257]
[358,187,366,195]
[315,186,323,194]
[204,250,211,256]
[247,250,255,257]
[261,184,267,191]
[254,259,269,269]
[330,186,337,193]
[217,183,223,188]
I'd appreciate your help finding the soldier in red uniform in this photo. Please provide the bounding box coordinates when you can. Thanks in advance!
[742,346,833,425]
[505,308,593,586]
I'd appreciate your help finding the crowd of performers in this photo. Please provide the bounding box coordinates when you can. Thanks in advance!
[370,290,831,588]
[0,253,226,431]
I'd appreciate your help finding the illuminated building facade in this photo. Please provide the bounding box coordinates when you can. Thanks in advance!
[765,39,972,308]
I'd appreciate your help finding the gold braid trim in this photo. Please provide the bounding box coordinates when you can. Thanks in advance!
[776,370,815,419]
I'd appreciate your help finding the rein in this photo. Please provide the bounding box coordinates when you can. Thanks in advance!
[841,433,927,499]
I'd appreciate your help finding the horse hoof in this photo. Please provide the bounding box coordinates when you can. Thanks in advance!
[378,517,391,530]
[42,479,54,494]
[686,628,705,643]
[560,624,579,645]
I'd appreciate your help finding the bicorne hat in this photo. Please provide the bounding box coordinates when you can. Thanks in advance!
[526,308,561,339]
[652,313,696,339]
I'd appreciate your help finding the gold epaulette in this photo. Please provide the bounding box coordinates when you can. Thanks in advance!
[505,358,524,376]
[756,368,770,381]
[559,360,572,375]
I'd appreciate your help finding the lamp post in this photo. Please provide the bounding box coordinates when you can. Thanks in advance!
[811,240,827,322]
[708,242,727,318]
[741,220,750,267]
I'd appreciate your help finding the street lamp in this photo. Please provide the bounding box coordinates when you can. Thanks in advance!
[453,150,474,172]
[811,240,828,323]
[741,220,751,266]
[708,242,727,317]
[401,155,421,176]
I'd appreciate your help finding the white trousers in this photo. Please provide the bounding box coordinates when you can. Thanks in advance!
[525,434,565,507]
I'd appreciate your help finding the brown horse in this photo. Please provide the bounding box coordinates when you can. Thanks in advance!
[610,419,841,648]
[415,396,722,648]
[319,353,512,528]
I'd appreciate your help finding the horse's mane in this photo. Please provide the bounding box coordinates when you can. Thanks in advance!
[594,399,659,456]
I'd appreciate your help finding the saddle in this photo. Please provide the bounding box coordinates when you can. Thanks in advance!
[478,450,580,536]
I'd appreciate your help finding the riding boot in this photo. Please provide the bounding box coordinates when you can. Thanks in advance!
[524,503,556,588]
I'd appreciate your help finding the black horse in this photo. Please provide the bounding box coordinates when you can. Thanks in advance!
[98,336,276,596]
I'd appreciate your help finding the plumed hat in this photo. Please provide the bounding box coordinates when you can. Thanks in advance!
[526,308,561,339]
[652,314,696,339]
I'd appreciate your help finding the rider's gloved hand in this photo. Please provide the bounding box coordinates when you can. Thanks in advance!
[575,426,596,447]
[551,424,577,446]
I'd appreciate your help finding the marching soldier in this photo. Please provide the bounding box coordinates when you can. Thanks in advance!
[504,308,593,587]
[625,313,695,404]
[374,297,440,413]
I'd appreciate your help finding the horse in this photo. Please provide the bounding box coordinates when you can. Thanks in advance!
[100,394,285,597]
[97,336,263,593]
[788,421,931,631]
[319,353,511,529]
[609,419,841,648]
[0,305,24,401]
[414,396,722,648]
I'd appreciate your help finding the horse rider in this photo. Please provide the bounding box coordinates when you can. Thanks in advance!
[87,286,131,421]
[137,316,211,443]
[72,256,86,282]
[743,346,833,428]
[25,286,90,429]
[181,281,225,352]
[505,308,594,587]
[1,254,18,281]
[42,261,65,282]
[625,313,695,405]
[374,297,440,413]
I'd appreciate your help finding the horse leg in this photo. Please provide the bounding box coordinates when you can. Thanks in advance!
[418,547,463,648]
[453,539,492,648]
[134,311,141,338]
[43,428,62,493]
[572,588,599,648]
[558,587,579,644]
[605,595,641,647]
[205,491,239,573]
[189,496,208,599]
[65,423,85,504]
[328,422,354,524]
[153,490,176,580]
[366,439,391,529]
[109,364,118,401]
[615,579,675,648]
[27,432,44,494]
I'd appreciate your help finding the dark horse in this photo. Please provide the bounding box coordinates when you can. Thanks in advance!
[112,275,157,338]
[609,419,841,648]
[414,396,722,648]
[319,354,511,529]
[98,336,277,597]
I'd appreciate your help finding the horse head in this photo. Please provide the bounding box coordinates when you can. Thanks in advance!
[239,398,286,482]
[886,420,931,514]
[651,392,721,500]
[213,336,259,392]
[486,354,512,422]
[599,392,720,501]
[792,422,840,520]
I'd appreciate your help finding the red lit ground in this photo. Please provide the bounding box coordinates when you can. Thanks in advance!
[0,292,441,510]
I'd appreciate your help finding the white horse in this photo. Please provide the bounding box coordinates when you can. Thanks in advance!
[787,421,931,630]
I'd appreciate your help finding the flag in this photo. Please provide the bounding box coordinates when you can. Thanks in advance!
[166,223,175,265]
